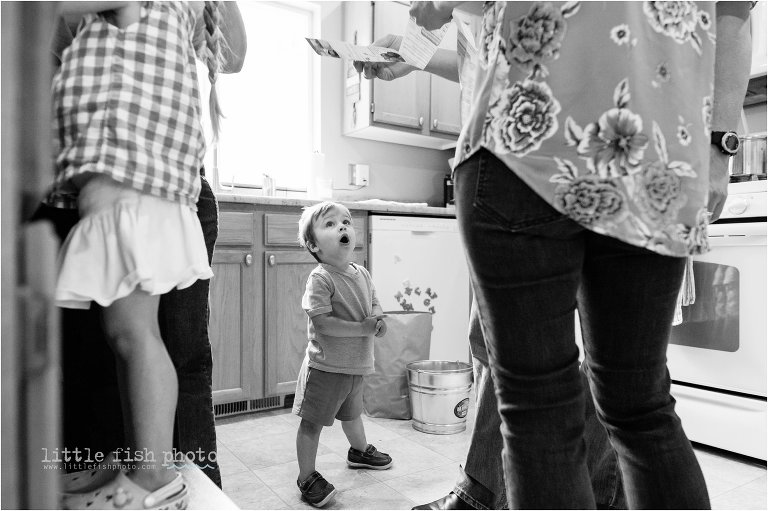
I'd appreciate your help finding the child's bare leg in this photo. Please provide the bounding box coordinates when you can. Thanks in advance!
[297,419,323,482]
[341,416,367,451]
[102,289,177,491]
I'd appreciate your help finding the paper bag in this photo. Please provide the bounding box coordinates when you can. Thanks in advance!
[363,311,432,419]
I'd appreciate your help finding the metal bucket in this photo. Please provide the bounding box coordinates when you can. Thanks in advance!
[407,360,473,435]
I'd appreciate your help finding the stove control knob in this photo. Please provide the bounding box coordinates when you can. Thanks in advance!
[727,197,749,215]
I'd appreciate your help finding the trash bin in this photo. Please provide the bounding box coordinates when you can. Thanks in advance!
[407,360,472,435]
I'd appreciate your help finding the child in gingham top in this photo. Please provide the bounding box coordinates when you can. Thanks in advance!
[48,2,205,210]
[48,3,229,509]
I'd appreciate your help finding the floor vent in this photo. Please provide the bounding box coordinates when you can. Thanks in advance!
[214,396,284,419]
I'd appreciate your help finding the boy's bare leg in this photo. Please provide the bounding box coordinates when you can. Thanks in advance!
[297,419,324,481]
[341,416,368,451]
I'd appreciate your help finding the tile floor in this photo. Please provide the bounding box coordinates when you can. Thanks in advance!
[215,401,766,510]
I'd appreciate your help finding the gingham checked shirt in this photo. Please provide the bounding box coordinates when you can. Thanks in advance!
[47,2,205,210]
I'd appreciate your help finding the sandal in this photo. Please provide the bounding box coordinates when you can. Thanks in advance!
[62,452,123,494]
[61,470,189,510]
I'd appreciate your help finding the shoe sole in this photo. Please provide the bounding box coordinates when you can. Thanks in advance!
[346,460,392,470]
[305,488,337,508]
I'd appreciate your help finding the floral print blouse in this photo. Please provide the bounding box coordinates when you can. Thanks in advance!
[454,1,717,257]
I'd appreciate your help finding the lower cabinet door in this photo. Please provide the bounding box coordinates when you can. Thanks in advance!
[264,250,366,396]
[264,251,318,396]
[210,248,258,403]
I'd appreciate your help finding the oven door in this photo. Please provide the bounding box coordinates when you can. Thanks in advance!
[667,221,767,397]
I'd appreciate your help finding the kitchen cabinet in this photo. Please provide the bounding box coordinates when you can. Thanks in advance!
[211,204,368,407]
[263,212,367,396]
[343,1,461,150]
[210,209,261,404]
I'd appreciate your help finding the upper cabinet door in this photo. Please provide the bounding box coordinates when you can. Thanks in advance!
[429,21,462,136]
[371,1,429,130]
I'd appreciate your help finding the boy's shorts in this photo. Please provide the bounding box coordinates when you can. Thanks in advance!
[292,359,363,427]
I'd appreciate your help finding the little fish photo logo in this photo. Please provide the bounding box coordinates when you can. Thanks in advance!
[41,447,219,471]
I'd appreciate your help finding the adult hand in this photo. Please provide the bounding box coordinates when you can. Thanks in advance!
[708,146,730,222]
[409,1,459,31]
[353,34,416,81]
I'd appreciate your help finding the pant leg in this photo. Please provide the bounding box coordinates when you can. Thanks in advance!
[579,232,709,509]
[157,174,222,487]
[582,366,625,510]
[454,297,626,509]
[454,296,508,510]
[455,149,594,509]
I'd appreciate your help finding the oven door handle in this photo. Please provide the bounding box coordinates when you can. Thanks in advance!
[708,222,767,238]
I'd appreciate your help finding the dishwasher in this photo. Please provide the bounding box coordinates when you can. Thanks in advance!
[369,215,470,362]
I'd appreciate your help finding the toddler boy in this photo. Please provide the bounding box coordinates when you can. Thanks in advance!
[293,201,391,508]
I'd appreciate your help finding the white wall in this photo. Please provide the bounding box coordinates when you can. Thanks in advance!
[316,2,453,206]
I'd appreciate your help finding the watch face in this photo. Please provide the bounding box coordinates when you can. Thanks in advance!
[723,133,740,153]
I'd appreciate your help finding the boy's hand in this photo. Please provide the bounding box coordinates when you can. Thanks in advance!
[362,316,378,335]
[374,316,387,338]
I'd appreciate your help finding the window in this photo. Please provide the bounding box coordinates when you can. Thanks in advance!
[199,1,320,191]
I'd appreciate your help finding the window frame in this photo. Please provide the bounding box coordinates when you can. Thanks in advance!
[207,0,321,194]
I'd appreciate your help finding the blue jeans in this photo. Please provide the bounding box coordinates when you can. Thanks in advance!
[456,298,626,510]
[454,150,709,509]
[158,175,221,487]
[35,172,221,487]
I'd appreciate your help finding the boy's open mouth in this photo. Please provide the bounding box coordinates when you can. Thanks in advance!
[340,234,350,245]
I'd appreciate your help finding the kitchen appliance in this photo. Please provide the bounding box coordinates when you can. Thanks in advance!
[443,174,454,207]
[369,215,470,362]
[731,133,767,181]
[668,179,767,460]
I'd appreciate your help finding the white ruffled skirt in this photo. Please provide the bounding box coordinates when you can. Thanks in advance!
[55,176,213,309]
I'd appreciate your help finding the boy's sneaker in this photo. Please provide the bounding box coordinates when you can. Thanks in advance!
[347,444,392,470]
[298,471,337,508]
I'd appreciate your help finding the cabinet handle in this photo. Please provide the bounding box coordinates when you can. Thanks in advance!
[419,116,424,127]
[244,253,253,266]
[268,254,276,266]
[433,119,438,129]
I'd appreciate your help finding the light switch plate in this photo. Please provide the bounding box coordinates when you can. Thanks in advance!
[349,164,370,186]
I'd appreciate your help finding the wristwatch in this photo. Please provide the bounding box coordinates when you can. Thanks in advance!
[711,130,740,156]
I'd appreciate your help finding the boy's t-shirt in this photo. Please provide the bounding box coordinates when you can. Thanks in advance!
[302,262,382,375]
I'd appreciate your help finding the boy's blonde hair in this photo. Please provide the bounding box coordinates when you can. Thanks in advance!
[298,201,350,262]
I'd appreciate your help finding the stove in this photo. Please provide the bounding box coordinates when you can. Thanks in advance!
[667,177,767,460]
[722,179,767,219]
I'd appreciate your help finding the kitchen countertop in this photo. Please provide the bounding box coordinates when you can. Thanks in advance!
[216,192,457,217]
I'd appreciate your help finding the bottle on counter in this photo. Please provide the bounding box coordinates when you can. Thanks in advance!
[443,174,454,207]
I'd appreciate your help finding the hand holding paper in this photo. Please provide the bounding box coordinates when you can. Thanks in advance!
[306,13,451,70]
[352,35,416,81]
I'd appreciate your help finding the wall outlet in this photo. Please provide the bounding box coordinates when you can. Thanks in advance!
[349,164,370,187]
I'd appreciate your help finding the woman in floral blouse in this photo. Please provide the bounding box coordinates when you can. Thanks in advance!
[359,1,752,508]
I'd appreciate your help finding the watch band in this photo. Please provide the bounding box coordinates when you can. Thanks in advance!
[711,131,740,156]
